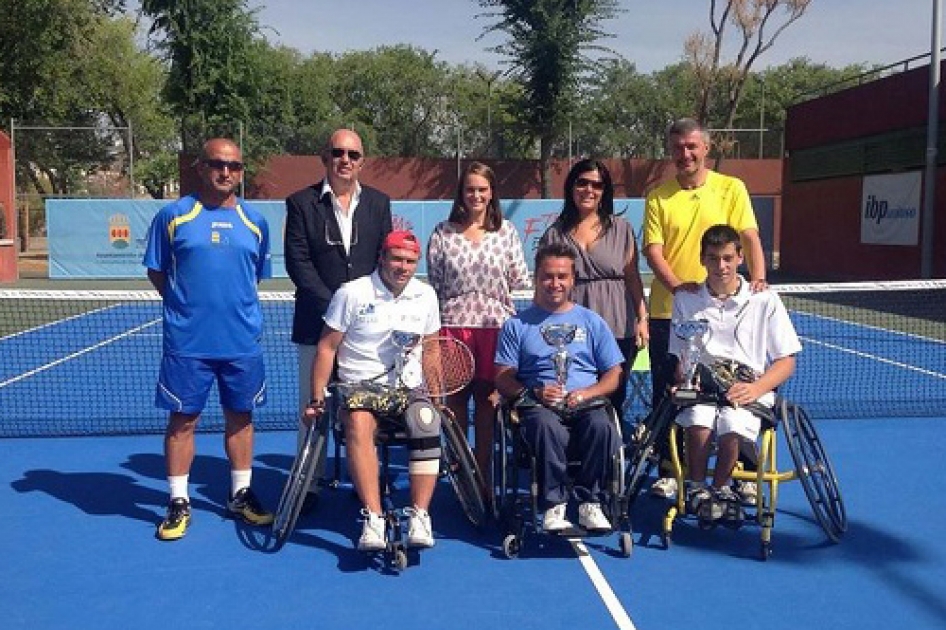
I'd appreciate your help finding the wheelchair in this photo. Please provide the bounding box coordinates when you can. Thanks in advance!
[492,395,633,558]
[272,382,489,570]
[624,369,847,561]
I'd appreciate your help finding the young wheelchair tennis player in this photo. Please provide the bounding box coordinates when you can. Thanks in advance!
[668,224,801,524]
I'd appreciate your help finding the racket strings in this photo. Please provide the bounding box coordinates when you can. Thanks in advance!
[421,338,474,397]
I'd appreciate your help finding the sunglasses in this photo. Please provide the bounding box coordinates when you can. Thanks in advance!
[575,177,605,191]
[202,159,244,171]
[330,147,363,161]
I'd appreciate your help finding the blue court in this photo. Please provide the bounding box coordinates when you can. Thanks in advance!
[0,288,944,628]
[1,418,945,630]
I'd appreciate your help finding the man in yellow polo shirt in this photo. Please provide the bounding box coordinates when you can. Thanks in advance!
[643,117,767,501]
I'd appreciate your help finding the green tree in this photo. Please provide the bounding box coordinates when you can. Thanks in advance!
[82,16,178,197]
[477,0,622,197]
[0,0,128,198]
[580,60,698,158]
[141,0,261,153]
[333,45,452,157]
[733,58,870,157]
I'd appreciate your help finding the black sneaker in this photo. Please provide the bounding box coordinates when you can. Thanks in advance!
[227,487,274,526]
[156,498,191,541]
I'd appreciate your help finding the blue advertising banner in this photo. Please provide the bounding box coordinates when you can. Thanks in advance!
[47,198,647,279]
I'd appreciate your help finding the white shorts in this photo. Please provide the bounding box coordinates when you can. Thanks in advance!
[675,404,762,442]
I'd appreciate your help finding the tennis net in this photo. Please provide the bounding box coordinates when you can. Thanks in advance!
[2,280,944,437]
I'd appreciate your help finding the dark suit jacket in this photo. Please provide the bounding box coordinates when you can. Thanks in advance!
[285,181,393,344]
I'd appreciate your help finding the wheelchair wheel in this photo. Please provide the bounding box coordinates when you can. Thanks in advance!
[492,407,516,520]
[440,408,489,527]
[782,401,847,543]
[623,398,675,505]
[272,416,328,549]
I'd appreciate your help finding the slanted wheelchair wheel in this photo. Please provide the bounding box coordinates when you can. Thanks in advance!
[623,398,675,505]
[440,409,489,527]
[272,417,328,549]
[492,408,516,521]
[782,401,847,543]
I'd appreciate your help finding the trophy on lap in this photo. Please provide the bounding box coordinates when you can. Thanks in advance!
[672,319,710,404]
[540,323,578,410]
[391,330,423,389]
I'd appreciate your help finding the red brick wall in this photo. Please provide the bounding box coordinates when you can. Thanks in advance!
[0,132,17,282]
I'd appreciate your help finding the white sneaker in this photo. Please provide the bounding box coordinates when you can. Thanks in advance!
[735,480,758,505]
[357,509,386,552]
[543,503,573,532]
[404,506,435,548]
[685,483,712,516]
[578,503,612,531]
[649,477,677,499]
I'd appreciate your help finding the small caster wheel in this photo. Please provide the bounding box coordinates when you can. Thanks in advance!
[503,533,521,559]
[619,532,633,558]
[394,548,408,571]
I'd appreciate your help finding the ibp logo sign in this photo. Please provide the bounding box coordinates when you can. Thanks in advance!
[860,172,921,246]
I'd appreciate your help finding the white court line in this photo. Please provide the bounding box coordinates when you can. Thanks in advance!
[0,318,161,389]
[793,309,946,346]
[569,539,637,630]
[0,304,118,342]
[802,336,946,380]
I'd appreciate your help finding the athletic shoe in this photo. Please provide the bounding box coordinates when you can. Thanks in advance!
[735,480,758,505]
[685,483,712,516]
[543,503,573,532]
[404,506,435,548]
[713,485,744,522]
[649,477,677,499]
[358,509,387,552]
[577,502,612,531]
[227,487,274,526]
[156,498,191,541]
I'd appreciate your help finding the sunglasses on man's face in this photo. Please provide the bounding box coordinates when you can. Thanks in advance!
[575,177,604,191]
[330,147,363,161]
[202,159,244,172]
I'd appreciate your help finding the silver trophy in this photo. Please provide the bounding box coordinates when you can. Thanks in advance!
[540,323,577,406]
[673,319,711,402]
[391,330,422,389]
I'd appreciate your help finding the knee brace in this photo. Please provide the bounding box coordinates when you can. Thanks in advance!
[404,400,442,474]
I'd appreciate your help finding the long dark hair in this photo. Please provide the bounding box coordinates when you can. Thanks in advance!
[555,158,615,234]
[448,161,502,232]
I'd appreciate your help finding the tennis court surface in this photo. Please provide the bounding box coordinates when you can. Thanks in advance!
[1,280,944,629]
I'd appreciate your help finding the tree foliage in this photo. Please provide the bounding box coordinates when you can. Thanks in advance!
[477,0,623,197]
[141,0,261,153]
[0,0,886,208]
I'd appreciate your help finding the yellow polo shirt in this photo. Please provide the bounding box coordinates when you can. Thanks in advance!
[643,170,759,319]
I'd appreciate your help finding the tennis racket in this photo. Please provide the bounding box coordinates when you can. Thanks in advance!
[419,336,475,398]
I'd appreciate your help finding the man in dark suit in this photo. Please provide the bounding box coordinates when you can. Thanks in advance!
[285,128,393,498]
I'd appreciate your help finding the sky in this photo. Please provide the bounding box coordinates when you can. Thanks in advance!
[248,0,945,73]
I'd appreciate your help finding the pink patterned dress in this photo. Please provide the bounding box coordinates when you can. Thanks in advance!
[426,219,531,328]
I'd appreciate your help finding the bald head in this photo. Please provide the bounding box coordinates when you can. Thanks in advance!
[202,138,241,161]
[197,137,243,206]
[323,128,365,192]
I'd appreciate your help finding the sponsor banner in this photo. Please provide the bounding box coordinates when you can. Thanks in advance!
[47,198,648,279]
[861,172,922,246]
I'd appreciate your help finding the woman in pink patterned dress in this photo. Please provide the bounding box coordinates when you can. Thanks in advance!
[427,162,531,485]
